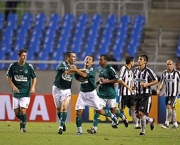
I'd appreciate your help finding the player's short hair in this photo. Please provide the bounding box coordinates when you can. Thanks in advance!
[139,54,148,63]
[65,51,75,58]
[126,56,134,64]
[87,55,94,62]
[100,54,108,61]
[18,49,27,56]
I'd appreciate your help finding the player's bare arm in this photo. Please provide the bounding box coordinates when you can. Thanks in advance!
[156,83,163,95]
[100,78,118,84]
[118,79,133,93]
[31,78,37,94]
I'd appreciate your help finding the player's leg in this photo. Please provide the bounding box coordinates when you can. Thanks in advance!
[52,85,64,133]
[142,96,155,130]
[19,97,30,132]
[58,95,71,135]
[87,96,106,134]
[161,97,171,129]
[171,96,178,129]
[108,99,128,128]
[13,97,21,130]
[75,91,86,135]
[76,109,84,135]
[129,95,140,129]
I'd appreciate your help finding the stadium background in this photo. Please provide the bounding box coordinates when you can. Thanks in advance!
[0,0,180,124]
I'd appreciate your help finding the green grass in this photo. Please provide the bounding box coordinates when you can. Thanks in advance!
[0,122,180,145]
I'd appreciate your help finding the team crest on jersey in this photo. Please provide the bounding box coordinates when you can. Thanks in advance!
[25,69,28,74]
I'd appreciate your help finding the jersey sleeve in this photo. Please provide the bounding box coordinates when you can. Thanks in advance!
[6,63,13,77]
[29,64,36,78]
[119,66,126,80]
[148,68,158,81]
[110,66,119,80]
[87,68,95,78]
[56,62,68,72]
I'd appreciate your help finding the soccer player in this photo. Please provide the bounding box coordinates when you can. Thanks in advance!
[74,55,119,135]
[87,54,128,134]
[157,60,180,129]
[134,54,158,135]
[118,56,140,129]
[52,51,76,135]
[6,49,37,132]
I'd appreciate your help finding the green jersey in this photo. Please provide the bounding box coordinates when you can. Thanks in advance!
[75,67,96,92]
[97,64,118,99]
[6,62,36,98]
[53,61,74,89]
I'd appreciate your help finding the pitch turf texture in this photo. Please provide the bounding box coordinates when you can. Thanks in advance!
[0,122,179,145]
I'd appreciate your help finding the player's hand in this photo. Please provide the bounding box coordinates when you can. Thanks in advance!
[70,65,77,69]
[100,78,108,84]
[140,82,148,87]
[156,89,160,96]
[30,87,35,94]
[13,86,19,93]
[79,68,88,72]
[128,87,133,94]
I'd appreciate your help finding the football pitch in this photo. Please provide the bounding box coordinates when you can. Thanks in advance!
[0,122,179,145]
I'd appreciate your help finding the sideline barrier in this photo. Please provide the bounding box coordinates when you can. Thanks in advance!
[0,93,180,124]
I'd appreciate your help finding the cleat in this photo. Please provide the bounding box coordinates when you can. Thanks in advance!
[77,132,83,135]
[150,118,155,130]
[134,126,141,129]
[21,128,27,133]
[87,128,97,134]
[161,124,169,129]
[139,132,145,135]
[172,125,178,129]
[123,119,128,128]
[63,124,66,132]
[111,124,118,129]
[58,128,63,135]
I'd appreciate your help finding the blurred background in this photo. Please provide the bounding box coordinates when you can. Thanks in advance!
[0,0,180,94]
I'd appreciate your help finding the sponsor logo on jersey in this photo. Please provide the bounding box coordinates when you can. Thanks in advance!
[62,73,72,81]
[14,75,28,82]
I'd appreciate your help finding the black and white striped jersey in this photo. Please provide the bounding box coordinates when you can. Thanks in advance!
[119,65,134,96]
[159,69,180,97]
[134,66,158,95]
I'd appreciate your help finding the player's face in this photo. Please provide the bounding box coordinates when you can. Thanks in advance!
[68,53,76,65]
[138,56,146,66]
[18,52,27,63]
[131,60,135,67]
[98,56,107,66]
[84,56,93,68]
[166,60,174,72]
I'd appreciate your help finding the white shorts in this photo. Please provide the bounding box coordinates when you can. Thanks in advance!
[13,97,30,109]
[52,85,71,108]
[75,90,103,110]
[99,98,116,108]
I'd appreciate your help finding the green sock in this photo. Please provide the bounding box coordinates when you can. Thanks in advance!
[76,116,82,127]
[116,109,125,119]
[93,113,100,127]
[57,112,62,120]
[21,114,27,128]
[60,112,67,127]
[16,114,21,120]
[104,109,112,117]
